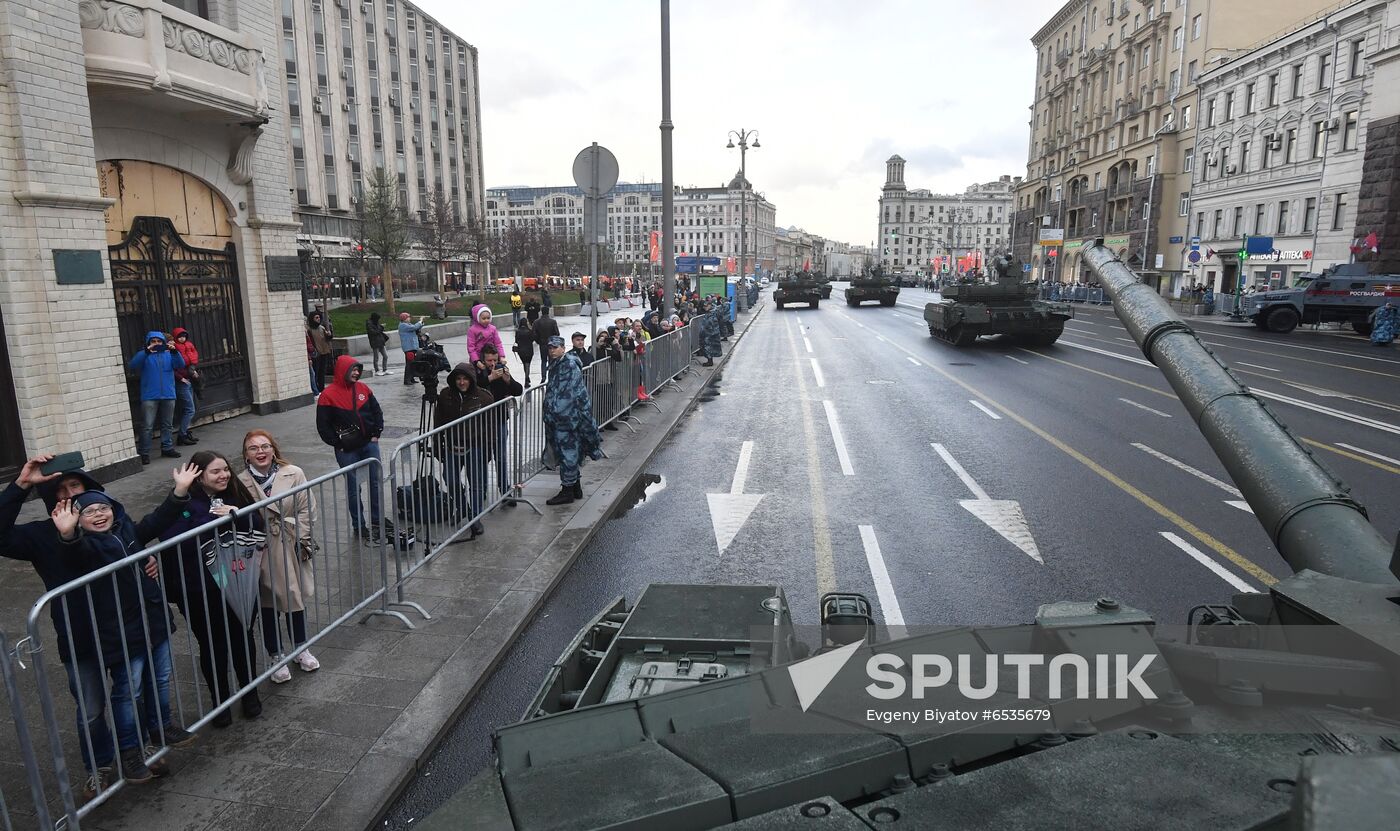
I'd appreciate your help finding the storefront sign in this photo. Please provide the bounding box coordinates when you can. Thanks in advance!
[1064,240,1084,251]
[1104,236,1130,248]
[1247,250,1312,262]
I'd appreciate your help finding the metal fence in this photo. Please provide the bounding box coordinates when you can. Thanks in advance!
[1,629,65,830]
[1040,285,1109,304]
[18,458,391,824]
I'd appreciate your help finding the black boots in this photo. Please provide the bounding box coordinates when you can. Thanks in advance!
[546,483,583,505]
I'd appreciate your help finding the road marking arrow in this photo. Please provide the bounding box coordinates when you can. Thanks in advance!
[931,443,1044,564]
[707,440,766,555]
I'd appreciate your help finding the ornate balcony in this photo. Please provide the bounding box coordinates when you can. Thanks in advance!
[79,0,268,121]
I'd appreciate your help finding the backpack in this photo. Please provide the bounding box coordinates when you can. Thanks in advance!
[395,472,453,524]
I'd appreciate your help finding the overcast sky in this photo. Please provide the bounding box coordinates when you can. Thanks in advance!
[418,0,1060,245]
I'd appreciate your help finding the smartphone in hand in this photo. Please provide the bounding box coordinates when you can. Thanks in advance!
[40,452,85,477]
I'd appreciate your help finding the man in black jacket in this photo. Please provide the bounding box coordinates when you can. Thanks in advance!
[567,332,595,368]
[532,309,561,358]
[0,455,199,796]
[476,345,524,500]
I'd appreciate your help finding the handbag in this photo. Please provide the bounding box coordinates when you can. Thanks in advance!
[296,537,319,562]
[336,419,368,450]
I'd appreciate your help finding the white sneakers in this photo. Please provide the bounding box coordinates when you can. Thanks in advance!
[269,649,319,683]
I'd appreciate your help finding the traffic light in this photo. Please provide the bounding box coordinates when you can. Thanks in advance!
[1238,235,1248,262]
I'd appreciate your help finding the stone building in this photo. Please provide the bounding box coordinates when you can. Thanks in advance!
[1189,0,1390,294]
[1354,0,1400,276]
[1011,0,1337,291]
[0,0,311,479]
[877,158,1019,277]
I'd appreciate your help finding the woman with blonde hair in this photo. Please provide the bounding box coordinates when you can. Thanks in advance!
[238,430,319,683]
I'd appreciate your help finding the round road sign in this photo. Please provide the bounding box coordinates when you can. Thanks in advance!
[1187,250,1201,264]
[572,144,620,198]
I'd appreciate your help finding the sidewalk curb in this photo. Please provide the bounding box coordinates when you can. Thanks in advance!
[313,302,766,831]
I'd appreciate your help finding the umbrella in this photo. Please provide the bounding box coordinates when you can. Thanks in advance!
[199,527,265,629]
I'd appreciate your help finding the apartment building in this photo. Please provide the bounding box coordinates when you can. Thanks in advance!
[878,157,1019,277]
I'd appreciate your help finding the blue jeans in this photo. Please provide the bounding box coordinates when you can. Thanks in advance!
[335,442,383,527]
[138,398,176,456]
[443,450,487,520]
[175,380,197,436]
[65,640,173,770]
[495,426,511,492]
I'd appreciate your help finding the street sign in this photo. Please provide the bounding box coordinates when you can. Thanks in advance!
[582,198,607,245]
[1187,250,1201,264]
[1190,236,1201,245]
[1039,228,1065,246]
[1169,236,1184,244]
[1245,235,1275,255]
[571,144,619,197]
[1022,263,1032,273]
[676,255,698,274]
[1155,253,1165,269]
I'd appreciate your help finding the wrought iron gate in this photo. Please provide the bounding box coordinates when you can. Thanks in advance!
[109,216,253,419]
[0,312,25,482]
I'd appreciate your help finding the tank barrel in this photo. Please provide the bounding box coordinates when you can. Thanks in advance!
[1080,241,1397,585]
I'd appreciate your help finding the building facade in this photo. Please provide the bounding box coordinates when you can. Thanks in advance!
[1189,0,1388,294]
[486,172,779,277]
[280,0,485,282]
[1011,0,1337,292]
[0,0,312,479]
[878,159,1019,277]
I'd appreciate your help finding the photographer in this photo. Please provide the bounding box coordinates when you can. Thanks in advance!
[128,331,185,464]
[593,329,623,432]
[474,345,524,505]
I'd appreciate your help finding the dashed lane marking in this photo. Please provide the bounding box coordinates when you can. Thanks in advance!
[858,525,905,627]
[803,337,813,353]
[1118,398,1172,418]
[969,400,1002,420]
[822,400,855,476]
[810,358,826,388]
[1005,355,1031,365]
[1237,362,1280,372]
[786,318,837,595]
[1160,532,1258,593]
[907,356,921,365]
[1335,442,1400,470]
[1133,442,1243,499]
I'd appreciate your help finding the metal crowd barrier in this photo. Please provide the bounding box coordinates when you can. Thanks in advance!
[2,628,64,830]
[20,458,390,823]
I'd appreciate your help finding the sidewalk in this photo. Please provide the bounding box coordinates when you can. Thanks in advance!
[0,297,763,831]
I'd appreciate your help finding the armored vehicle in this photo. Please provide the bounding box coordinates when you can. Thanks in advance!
[815,272,833,299]
[420,240,1400,831]
[924,254,1072,346]
[843,266,900,307]
[1242,263,1400,334]
[774,271,821,309]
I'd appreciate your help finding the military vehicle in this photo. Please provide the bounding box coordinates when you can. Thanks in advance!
[923,254,1072,346]
[1242,263,1400,334]
[774,271,821,310]
[843,266,900,307]
[816,272,833,299]
[420,239,1399,830]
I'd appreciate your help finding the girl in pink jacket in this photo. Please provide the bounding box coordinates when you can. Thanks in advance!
[467,304,505,363]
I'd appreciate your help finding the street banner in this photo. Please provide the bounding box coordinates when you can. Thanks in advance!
[649,230,660,263]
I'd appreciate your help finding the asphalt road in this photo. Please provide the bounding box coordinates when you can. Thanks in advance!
[384,283,1400,827]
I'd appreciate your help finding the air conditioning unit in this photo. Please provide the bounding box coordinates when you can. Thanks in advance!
[313,97,324,113]
[1326,117,1341,132]
[346,152,355,161]
[350,196,359,206]
[340,69,349,79]
[1268,135,1282,151]
[341,101,350,111]
[1225,164,1238,175]
[361,3,370,13]
[412,134,420,143]
[389,94,398,107]
[1206,152,1220,167]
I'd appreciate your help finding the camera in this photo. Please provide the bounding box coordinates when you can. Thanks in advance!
[411,338,452,400]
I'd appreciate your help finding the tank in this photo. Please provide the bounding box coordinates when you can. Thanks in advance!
[924,254,1072,346]
[417,240,1400,831]
[774,271,822,310]
[843,266,900,307]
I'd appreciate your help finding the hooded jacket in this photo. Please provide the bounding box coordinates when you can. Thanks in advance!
[0,471,187,664]
[171,327,200,383]
[467,304,506,363]
[316,355,384,450]
[366,313,389,348]
[433,363,497,456]
[128,331,186,400]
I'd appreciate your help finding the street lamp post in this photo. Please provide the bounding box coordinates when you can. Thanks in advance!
[727,129,759,310]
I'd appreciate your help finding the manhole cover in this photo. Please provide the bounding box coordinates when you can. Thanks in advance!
[865,379,896,385]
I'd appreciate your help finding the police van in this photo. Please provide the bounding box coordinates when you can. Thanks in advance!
[1242,263,1400,334]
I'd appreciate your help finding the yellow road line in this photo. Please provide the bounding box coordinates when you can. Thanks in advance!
[1017,347,1177,400]
[875,336,1278,586]
[786,318,838,595]
[1300,438,1400,475]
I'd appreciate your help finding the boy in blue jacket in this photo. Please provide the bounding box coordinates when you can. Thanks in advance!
[128,331,186,464]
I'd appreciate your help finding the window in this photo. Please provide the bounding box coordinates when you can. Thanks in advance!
[1239,140,1250,173]
[1206,97,1217,127]
[1212,209,1223,238]
[1179,192,1189,216]
[1143,45,1151,67]
[1188,60,1198,83]
[1195,211,1205,237]
[1276,200,1289,234]
[1318,52,1332,90]
[1245,83,1256,114]
[1117,61,1125,82]
[1312,120,1328,158]
[1290,63,1303,99]
[1350,38,1365,78]
[1183,147,1194,172]
[1254,204,1266,234]
[1191,14,1201,39]
[1224,91,1235,121]
[1267,73,1278,106]
[1169,69,1180,96]
[1173,26,1183,51]
[1182,104,1192,128]
[1303,197,1317,233]
[1333,191,1349,230]
[1284,127,1297,163]
[1220,146,1231,176]
[1232,207,1244,235]
[1342,110,1359,150]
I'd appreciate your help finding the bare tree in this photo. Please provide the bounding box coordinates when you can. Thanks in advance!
[350,206,373,301]
[362,167,410,314]
[420,187,470,295]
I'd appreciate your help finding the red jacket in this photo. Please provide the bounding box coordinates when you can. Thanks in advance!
[171,327,200,382]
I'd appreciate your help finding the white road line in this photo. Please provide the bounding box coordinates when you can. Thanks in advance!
[1063,340,1400,436]
[1005,355,1031,365]
[852,320,867,329]
[969,400,1002,420]
[1237,362,1280,372]
[1118,398,1173,418]
[1196,329,1400,365]
[822,400,855,476]
[1160,532,1258,593]
[1132,443,1242,497]
[730,440,754,495]
[1116,337,1135,344]
[859,525,905,627]
[803,336,813,353]
[907,356,921,365]
[1072,320,1100,327]
[930,442,990,500]
[1336,442,1400,466]
[810,358,826,388]
[795,316,801,325]
[876,334,889,343]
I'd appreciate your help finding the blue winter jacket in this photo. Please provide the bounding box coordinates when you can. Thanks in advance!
[398,320,425,352]
[128,330,185,401]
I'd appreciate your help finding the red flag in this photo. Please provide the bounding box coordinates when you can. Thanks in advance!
[802,259,810,272]
[726,257,736,274]
[1365,231,1379,253]
[649,231,660,263]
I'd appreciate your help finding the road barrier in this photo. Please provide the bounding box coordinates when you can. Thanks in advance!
[2,628,65,830]
[18,458,391,824]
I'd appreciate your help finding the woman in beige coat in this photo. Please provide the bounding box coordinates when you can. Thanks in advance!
[239,429,320,684]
